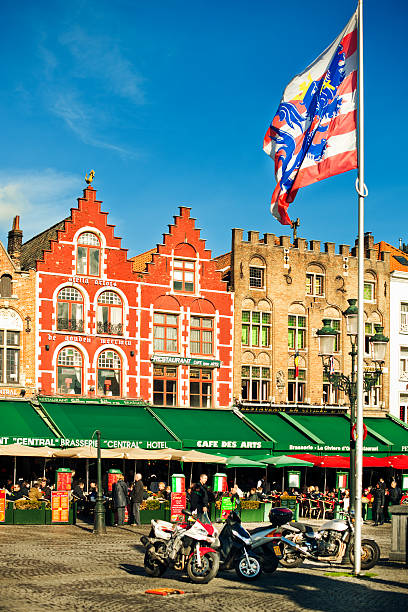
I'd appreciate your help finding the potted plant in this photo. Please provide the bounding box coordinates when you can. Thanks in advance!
[13,499,47,525]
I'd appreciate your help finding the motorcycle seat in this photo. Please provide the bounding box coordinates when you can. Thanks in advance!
[290,521,314,534]
[248,526,269,536]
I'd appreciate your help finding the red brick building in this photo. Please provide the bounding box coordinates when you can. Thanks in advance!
[20,185,233,408]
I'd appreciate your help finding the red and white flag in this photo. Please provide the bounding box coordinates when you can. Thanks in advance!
[263,11,358,225]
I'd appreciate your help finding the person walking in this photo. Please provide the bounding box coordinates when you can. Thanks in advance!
[112,475,129,526]
[372,482,385,526]
[130,473,144,526]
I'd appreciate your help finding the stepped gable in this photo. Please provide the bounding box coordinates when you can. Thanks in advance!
[141,206,228,291]
[20,219,67,270]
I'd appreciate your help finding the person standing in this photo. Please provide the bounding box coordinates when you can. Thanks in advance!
[372,482,385,526]
[130,473,144,526]
[192,474,209,521]
[112,475,129,526]
[388,480,402,506]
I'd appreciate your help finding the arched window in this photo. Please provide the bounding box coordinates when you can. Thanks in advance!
[306,264,325,296]
[57,287,84,332]
[97,350,121,396]
[97,291,123,335]
[0,274,12,297]
[57,347,83,395]
[76,232,101,276]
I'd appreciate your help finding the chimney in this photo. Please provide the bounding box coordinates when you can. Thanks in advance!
[8,216,23,268]
[399,238,403,250]
[363,231,374,250]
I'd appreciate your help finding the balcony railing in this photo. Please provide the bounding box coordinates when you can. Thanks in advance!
[57,318,84,332]
[97,321,123,336]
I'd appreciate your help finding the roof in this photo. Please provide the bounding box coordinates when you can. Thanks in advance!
[20,219,67,270]
[375,241,408,273]
[212,252,231,271]
[130,248,156,272]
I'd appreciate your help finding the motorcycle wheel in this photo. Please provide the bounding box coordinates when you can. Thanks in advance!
[186,551,219,584]
[144,542,167,577]
[234,554,263,581]
[279,546,304,568]
[349,539,380,570]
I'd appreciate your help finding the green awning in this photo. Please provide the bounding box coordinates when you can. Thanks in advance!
[149,407,273,454]
[285,414,390,454]
[243,413,321,451]
[0,400,57,445]
[38,398,179,449]
[364,416,408,453]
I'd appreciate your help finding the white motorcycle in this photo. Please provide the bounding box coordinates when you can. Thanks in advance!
[140,510,220,583]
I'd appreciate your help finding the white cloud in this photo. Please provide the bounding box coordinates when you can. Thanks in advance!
[59,27,145,105]
[0,169,79,242]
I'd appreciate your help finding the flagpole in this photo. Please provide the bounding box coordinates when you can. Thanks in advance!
[354,0,366,577]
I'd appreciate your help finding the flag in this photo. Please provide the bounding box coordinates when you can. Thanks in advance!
[263,10,358,225]
[294,353,299,378]
[329,355,335,375]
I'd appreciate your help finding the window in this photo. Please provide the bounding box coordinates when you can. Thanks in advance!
[76,232,101,276]
[57,287,84,332]
[241,311,271,347]
[249,267,264,288]
[153,365,177,406]
[364,375,381,408]
[190,367,212,407]
[400,399,408,424]
[401,303,408,332]
[288,368,306,403]
[57,347,82,395]
[241,366,270,402]
[97,291,123,335]
[323,372,339,405]
[0,275,12,298]
[97,350,121,396]
[153,313,178,352]
[0,330,20,384]
[400,348,408,380]
[306,273,324,296]
[325,318,340,352]
[288,315,306,350]
[173,259,195,292]
[365,322,374,355]
[364,281,375,302]
[190,316,213,355]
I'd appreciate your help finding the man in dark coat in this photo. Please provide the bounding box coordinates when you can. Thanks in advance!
[112,475,129,526]
[191,474,209,521]
[388,480,402,506]
[372,482,385,526]
[130,473,144,526]
[7,484,24,501]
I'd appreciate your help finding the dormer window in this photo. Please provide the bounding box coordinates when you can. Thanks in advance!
[77,232,100,276]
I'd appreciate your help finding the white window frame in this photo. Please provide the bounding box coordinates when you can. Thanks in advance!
[249,266,265,289]
[400,347,408,381]
[241,365,271,402]
[241,310,271,348]
[306,272,324,296]
[400,303,408,333]
[364,280,375,303]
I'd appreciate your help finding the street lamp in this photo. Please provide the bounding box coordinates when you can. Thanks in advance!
[317,299,389,513]
[93,430,106,535]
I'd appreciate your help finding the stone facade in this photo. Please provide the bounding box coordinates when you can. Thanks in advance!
[215,228,390,415]
[0,217,36,398]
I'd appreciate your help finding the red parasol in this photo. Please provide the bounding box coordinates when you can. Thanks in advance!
[383,455,408,469]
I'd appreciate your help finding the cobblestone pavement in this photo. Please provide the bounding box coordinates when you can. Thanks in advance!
[0,520,406,612]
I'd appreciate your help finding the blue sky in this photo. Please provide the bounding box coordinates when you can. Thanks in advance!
[0,0,406,258]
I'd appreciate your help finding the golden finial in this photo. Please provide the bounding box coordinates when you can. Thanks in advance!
[85,169,95,185]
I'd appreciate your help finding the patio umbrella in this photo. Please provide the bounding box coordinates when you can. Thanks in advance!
[224,455,266,486]
[384,455,408,469]
[52,446,128,459]
[318,455,350,469]
[0,444,55,457]
[258,455,314,467]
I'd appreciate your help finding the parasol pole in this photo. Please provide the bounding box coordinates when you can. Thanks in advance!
[354,0,366,577]
[13,456,17,487]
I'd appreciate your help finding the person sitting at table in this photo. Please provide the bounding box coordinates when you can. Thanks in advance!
[256,486,266,501]
[165,485,172,498]
[72,480,87,514]
[7,484,25,501]
[247,487,259,501]
[40,478,52,501]
[156,482,168,500]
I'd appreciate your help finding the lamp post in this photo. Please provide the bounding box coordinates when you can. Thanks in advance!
[317,299,388,513]
[93,429,106,534]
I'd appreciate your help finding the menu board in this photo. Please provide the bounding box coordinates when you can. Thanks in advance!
[51,491,70,523]
[108,472,121,492]
[220,496,233,520]
[56,471,72,491]
[0,490,5,523]
[170,492,186,522]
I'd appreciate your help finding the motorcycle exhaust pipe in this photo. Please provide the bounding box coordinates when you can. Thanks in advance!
[280,536,312,559]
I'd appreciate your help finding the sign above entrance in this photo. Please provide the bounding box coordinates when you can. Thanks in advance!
[151,355,221,368]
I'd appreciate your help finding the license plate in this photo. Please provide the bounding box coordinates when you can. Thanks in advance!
[273,545,281,557]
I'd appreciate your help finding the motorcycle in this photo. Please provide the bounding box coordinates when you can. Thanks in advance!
[218,507,292,581]
[140,509,219,583]
[279,513,380,570]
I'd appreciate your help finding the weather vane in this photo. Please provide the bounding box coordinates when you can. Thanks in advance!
[85,169,95,186]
